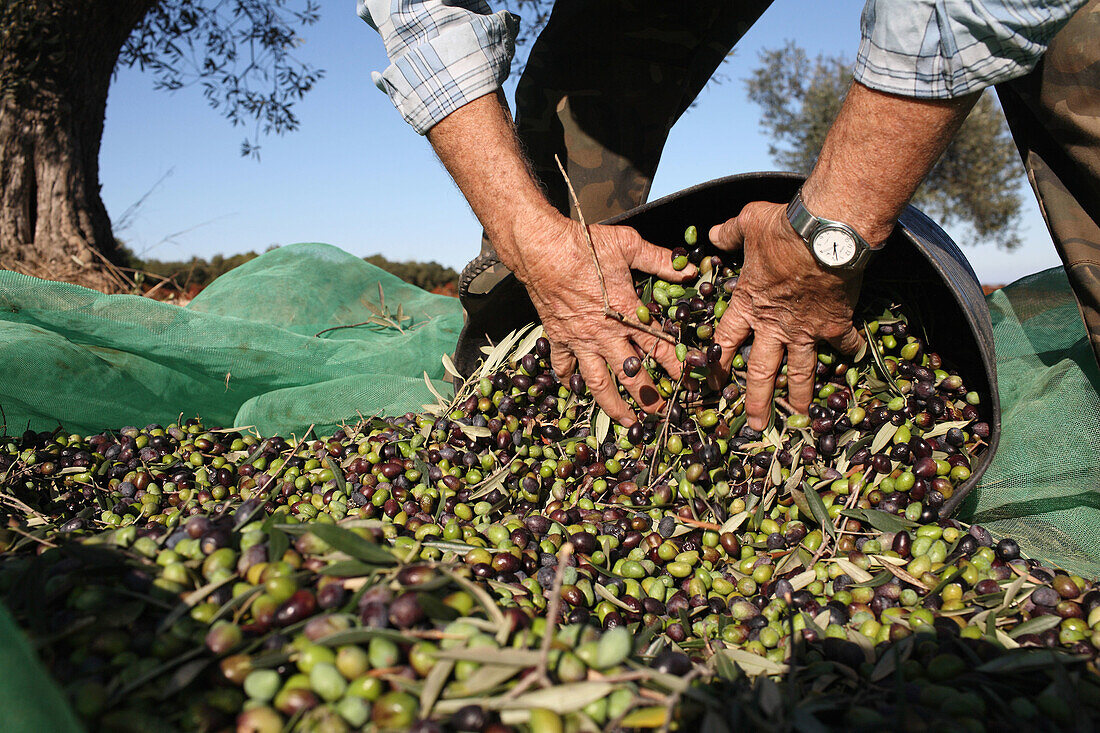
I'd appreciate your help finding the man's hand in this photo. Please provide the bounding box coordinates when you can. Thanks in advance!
[511,209,696,425]
[710,202,863,430]
[427,92,700,426]
[703,83,984,431]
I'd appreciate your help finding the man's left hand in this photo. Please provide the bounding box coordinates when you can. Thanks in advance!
[710,202,865,430]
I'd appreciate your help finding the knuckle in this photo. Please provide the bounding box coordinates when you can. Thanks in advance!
[747,362,777,380]
[585,370,613,394]
[822,322,854,340]
[746,394,771,413]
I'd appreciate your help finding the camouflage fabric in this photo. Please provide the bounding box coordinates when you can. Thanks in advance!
[455,0,773,376]
[996,0,1100,366]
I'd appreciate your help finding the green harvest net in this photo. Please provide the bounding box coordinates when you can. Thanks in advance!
[0,243,462,438]
[1,246,1099,730]
[956,266,1100,579]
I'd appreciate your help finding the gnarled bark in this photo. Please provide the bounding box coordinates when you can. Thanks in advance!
[0,0,155,290]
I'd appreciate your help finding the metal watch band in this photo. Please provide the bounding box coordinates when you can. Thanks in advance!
[785,189,875,270]
[786,192,819,242]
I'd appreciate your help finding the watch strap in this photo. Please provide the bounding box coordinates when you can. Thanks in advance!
[786,192,818,242]
[785,189,875,270]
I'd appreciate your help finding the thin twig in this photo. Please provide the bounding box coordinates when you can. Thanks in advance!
[540,540,573,669]
[660,667,703,733]
[646,370,686,490]
[501,541,575,700]
[6,524,57,549]
[553,155,676,347]
[554,155,608,311]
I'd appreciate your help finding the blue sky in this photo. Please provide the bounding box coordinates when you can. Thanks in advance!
[99,0,1062,284]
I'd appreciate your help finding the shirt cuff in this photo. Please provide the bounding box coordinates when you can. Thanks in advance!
[853,0,1083,98]
[373,10,517,135]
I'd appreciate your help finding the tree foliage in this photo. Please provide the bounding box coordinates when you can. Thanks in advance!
[499,0,552,77]
[363,254,458,293]
[120,0,323,157]
[125,246,458,295]
[746,42,1024,249]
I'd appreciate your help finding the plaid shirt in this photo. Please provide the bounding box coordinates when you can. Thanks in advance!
[358,0,1086,134]
[357,0,517,135]
[855,0,1086,97]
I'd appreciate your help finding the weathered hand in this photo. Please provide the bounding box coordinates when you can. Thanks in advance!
[512,212,696,425]
[710,202,864,430]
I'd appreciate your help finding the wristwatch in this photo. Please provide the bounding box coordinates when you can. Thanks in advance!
[786,189,876,270]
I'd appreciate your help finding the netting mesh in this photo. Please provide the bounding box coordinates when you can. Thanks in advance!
[957,267,1100,578]
[0,243,463,438]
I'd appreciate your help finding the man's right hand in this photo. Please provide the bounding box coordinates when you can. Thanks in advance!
[426,92,696,424]
[509,209,697,425]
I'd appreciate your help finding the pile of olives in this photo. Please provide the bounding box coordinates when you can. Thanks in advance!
[1,229,1098,731]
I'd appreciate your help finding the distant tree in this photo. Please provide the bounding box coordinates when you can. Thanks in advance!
[0,1,321,288]
[364,254,459,293]
[131,248,263,290]
[746,42,1024,249]
[126,247,458,295]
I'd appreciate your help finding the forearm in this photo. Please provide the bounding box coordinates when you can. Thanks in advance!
[801,82,978,246]
[426,92,562,283]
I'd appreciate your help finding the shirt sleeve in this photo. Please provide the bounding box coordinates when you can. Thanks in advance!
[357,0,518,134]
[854,0,1087,98]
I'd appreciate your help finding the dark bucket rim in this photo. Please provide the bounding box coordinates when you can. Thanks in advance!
[603,170,1001,518]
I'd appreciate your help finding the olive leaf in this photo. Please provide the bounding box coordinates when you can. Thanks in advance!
[423,371,451,407]
[435,648,543,666]
[594,582,633,611]
[872,561,928,591]
[469,466,509,500]
[621,707,672,728]
[479,324,533,378]
[719,648,788,676]
[922,419,972,439]
[299,524,396,566]
[1008,615,1062,639]
[787,464,814,488]
[870,635,914,682]
[788,568,817,591]
[510,324,545,365]
[158,658,211,701]
[420,659,455,715]
[976,649,1088,674]
[788,486,814,522]
[503,681,615,713]
[870,422,899,455]
[834,558,873,583]
[593,409,611,444]
[862,322,903,398]
[840,508,915,534]
[441,352,463,381]
[802,485,837,540]
[443,663,523,698]
[318,560,386,577]
[324,456,346,494]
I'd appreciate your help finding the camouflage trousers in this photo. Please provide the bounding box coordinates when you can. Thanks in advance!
[456,0,772,375]
[996,0,1100,366]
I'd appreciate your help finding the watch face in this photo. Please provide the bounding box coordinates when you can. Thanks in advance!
[812,227,858,267]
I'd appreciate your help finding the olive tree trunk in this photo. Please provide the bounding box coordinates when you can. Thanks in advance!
[0,0,155,290]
